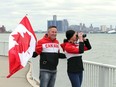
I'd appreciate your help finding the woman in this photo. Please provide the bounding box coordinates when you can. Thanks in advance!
[60,30,92,87]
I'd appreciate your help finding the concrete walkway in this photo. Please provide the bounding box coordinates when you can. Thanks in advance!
[0,56,33,87]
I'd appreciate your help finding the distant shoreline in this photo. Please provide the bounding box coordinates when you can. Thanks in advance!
[0,32,11,34]
[0,32,116,34]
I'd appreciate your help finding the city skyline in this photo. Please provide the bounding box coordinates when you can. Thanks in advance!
[0,0,116,31]
[47,15,69,32]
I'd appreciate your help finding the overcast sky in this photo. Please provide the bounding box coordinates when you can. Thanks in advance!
[0,0,116,31]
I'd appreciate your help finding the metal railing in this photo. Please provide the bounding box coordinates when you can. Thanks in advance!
[0,41,8,56]
[83,60,116,87]
[0,41,116,87]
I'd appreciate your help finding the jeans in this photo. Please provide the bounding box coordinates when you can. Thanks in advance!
[39,71,57,87]
[68,71,83,87]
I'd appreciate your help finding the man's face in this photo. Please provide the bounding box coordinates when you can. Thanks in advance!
[48,28,57,40]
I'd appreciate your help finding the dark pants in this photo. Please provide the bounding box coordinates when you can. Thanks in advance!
[68,71,83,87]
[39,71,57,87]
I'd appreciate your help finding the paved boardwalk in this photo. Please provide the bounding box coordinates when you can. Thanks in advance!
[0,56,32,87]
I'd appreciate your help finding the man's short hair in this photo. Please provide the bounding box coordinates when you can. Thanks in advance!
[48,26,57,30]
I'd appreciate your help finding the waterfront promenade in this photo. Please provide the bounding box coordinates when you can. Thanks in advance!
[0,56,39,87]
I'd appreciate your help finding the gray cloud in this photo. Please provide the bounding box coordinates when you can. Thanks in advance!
[0,0,116,31]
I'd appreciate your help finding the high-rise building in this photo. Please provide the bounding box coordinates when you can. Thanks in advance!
[101,25,107,32]
[53,15,57,21]
[110,25,112,30]
[63,19,69,32]
[89,24,93,31]
[47,15,69,32]
[80,23,82,31]
[0,25,6,33]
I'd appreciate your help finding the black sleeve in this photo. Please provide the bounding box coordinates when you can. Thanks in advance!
[84,39,92,50]
[32,52,38,58]
[58,53,66,59]
[79,42,84,53]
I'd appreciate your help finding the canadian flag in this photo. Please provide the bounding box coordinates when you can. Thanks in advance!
[7,16,37,78]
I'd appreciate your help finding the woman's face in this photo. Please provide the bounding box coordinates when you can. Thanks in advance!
[70,32,78,41]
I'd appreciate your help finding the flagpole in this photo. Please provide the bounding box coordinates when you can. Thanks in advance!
[26,14,28,16]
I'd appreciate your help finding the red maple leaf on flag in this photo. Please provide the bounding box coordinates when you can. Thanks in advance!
[12,32,31,53]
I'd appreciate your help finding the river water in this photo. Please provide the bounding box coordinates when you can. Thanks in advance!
[1,33,116,65]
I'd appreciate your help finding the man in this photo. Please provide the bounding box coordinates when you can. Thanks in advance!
[32,26,65,87]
